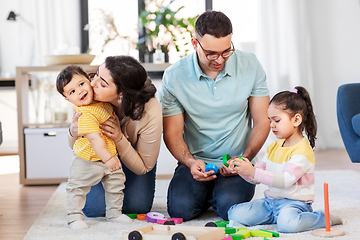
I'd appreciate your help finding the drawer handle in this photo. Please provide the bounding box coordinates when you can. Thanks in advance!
[44,132,57,137]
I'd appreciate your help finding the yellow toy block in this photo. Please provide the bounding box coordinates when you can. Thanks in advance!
[234,229,251,239]
[250,229,273,238]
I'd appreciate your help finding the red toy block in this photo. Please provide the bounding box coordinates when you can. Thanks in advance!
[221,237,233,240]
[157,217,183,224]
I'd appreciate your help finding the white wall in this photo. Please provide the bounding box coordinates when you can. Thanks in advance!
[307,0,360,149]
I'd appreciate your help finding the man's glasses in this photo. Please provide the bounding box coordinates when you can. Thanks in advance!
[195,38,235,61]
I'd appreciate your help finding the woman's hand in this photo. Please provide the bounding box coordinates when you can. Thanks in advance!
[100,113,123,143]
[69,112,84,138]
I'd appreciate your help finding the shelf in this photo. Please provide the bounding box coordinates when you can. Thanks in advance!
[16,63,171,185]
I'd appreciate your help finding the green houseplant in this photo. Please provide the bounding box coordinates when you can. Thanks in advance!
[139,0,198,59]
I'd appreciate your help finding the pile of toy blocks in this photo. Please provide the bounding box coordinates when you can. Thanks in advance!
[213,221,280,240]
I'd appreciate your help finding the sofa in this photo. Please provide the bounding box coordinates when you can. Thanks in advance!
[337,83,360,163]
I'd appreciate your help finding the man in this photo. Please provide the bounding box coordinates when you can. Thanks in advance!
[161,10,270,221]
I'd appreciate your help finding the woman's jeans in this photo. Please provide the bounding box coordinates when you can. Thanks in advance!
[228,197,327,233]
[167,163,255,221]
[82,163,156,217]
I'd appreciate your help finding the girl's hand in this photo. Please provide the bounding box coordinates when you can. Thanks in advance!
[230,157,256,178]
[219,164,237,177]
[69,112,84,138]
[100,114,123,143]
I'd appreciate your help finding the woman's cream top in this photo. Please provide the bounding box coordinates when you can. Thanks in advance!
[116,97,162,175]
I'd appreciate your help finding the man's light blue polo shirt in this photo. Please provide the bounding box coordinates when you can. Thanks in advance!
[161,50,269,167]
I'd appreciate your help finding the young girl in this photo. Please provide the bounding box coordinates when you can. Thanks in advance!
[227,86,342,233]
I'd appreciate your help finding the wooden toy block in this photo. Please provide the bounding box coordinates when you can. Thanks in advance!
[123,225,225,240]
[234,229,251,239]
[259,229,279,237]
[215,220,229,227]
[250,229,273,238]
[225,227,237,234]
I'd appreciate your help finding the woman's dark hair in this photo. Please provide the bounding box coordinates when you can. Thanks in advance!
[269,86,317,149]
[195,10,233,38]
[56,65,89,97]
[104,55,156,120]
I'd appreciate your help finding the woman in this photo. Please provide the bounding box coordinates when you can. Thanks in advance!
[68,55,162,216]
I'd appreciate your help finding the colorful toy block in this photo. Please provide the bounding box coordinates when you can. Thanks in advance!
[230,234,243,240]
[250,229,273,238]
[205,163,219,175]
[225,227,237,234]
[221,237,233,240]
[259,229,280,237]
[125,213,138,219]
[215,220,229,227]
[137,213,146,221]
[223,154,231,167]
[234,229,251,239]
[157,217,183,225]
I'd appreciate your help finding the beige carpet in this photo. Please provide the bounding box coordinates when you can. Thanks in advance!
[24,170,357,240]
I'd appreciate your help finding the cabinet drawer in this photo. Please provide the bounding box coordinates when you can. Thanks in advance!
[24,127,73,179]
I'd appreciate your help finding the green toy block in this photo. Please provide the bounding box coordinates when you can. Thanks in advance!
[230,234,243,240]
[259,229,280,237]
[125,213,138,219]
[223,154,231,167]
[234,229,251,239]
[250,229,273,238]
[225,227,237,234]
[215,220,229,227]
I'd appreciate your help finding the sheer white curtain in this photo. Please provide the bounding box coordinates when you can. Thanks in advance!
[18,0,81,66]
[257,1,314,101]
[256,0,331,149]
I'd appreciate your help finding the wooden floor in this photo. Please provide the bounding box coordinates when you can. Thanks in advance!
[1,149,360,239]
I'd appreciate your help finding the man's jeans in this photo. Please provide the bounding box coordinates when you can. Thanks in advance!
[228,197,327,233]
[167,163,255,221]
[83,163,156,217]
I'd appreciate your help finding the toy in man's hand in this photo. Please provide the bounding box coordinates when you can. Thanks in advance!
[223,154,244,167]
[205,163,219,175]
[205,154,245,176]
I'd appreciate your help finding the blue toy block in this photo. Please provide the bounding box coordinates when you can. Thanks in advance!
[205,163,218,175]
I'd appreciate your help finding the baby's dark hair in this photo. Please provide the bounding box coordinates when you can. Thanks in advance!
[56,65,89,97]
[270,86,317,148]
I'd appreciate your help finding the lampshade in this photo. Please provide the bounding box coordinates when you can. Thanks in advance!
[7,11,17,21]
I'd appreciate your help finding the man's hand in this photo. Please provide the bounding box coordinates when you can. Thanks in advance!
[189,160,217,181]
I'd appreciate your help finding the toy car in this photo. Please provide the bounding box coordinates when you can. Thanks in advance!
[124,224,225,240]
